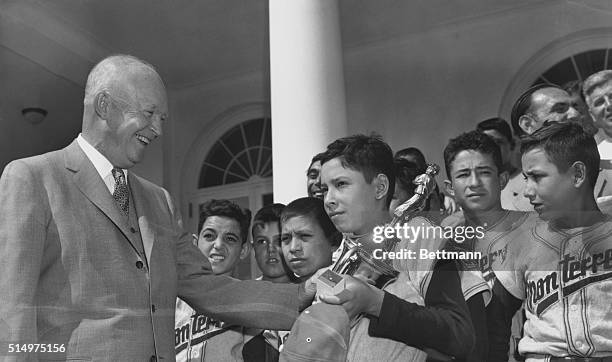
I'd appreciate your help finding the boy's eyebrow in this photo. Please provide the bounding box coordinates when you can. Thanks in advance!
[453,165,493,173]
[282,227,313,235]
[327,175,348,183]
[223,231,240,238]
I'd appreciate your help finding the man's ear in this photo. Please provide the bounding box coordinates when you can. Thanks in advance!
[570,161,587,188]
[94,92,111,119]
[444,179,455,197]
[240,241,252,260]
[499,170,510,190]
[519,114,536,135]
[373,174,390,201]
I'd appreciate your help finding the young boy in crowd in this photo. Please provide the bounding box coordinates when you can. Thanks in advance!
[243,203,292,362]
[489,122,612,361]
[281,197,342,280]
[306,153,325,199]
[475,117,531,212]
[251,203,292,283]
[281,135,474,362]
[175,199,252,362]
[442,130,539,361]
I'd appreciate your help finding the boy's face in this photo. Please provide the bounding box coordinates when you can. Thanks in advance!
[522,147,576,220]
[281,215,334,278]
[321,157,380,235]
[446,150,504,214]
[198,216,249,276]
[252,221,287,279]
[306,160,323,199]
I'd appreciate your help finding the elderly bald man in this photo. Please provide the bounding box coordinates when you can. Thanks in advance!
[0,55,313,362]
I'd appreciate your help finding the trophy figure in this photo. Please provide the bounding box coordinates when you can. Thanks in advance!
[317,164,440,295]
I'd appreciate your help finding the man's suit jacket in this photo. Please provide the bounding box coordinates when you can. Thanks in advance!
[0,140,300,361]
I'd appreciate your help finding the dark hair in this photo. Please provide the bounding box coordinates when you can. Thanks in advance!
[199,199,252,244]
[281,197,342,247]
[394,147,427,171]
[307,152,325,173]
[320,134,395,207]
[252,203,285,238]
[393,158,421,197]
[520,122,600,188]
[511,83,563,137]
[444,131,503,179]
[476,117,514,146]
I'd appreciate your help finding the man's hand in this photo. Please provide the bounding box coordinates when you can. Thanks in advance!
[299,267,330,310]
[319,275,385,319]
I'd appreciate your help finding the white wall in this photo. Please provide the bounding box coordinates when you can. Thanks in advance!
[343,2,612,178]
[163,2,612,215]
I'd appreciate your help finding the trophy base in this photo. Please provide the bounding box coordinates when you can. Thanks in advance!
[316,269,346,296]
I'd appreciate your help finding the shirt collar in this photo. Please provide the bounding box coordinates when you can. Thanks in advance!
[76,134,128,183]
[595,128,612,145]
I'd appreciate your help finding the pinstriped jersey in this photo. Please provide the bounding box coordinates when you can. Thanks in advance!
[499,215,612,358]
[443,211,538,298]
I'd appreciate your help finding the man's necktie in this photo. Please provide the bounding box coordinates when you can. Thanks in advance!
[111,167,129,216]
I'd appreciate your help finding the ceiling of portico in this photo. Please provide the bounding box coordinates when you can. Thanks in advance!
[1,0,553,89]
[0,0,563,168]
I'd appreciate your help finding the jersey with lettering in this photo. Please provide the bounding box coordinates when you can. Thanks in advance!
[444,210,539,362]
[175,298,246,362]
[498,215,612,359]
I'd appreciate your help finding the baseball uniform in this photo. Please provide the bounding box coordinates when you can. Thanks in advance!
[497,215,612,360]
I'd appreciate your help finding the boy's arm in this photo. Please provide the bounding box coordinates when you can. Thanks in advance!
[486,280,522,362]
[365,259,475,359]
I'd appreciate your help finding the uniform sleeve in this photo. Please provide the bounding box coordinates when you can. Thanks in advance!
[368,259,475,359]
[0,161,48,361]
[486,280,522,362]
[163,189,303,331]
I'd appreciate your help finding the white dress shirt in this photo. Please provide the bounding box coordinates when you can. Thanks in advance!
[76,134,128,194]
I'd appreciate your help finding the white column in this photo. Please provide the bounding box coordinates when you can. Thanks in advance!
[269,0,348,204]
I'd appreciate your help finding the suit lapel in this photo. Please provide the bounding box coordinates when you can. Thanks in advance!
[129,173,156,264]
[64,141,144,257]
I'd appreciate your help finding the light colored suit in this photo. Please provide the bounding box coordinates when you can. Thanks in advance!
[0,140,300,361]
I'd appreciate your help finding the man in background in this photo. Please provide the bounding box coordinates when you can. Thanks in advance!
[510,84,580,137]
[583,70,612,206]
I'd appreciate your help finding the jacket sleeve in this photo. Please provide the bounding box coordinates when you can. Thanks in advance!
[0,160,48,361]
[368,259,475,359]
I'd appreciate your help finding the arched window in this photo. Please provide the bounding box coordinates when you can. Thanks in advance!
[198,117,272,188]
[499,29,612,119]
[532,48,612,87]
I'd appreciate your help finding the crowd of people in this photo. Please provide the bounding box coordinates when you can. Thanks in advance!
[1,53,612,362]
